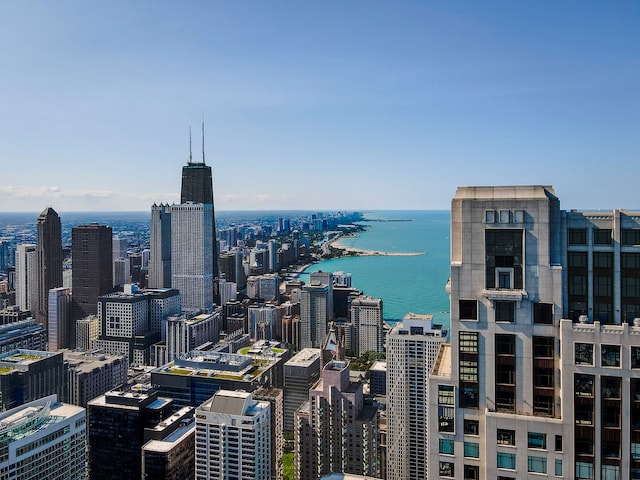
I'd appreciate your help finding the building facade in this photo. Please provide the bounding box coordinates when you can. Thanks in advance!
[195,390,271,480]
[427,185,640,480]
[149,203,172,289]
[15,243,37,313]
[386,313,445,480]
[171,203,214,312]
[36,207,63,328]
[47,286,71,350]
[0,394,86,479]
[351,295,383,355]
[71,224,113,344]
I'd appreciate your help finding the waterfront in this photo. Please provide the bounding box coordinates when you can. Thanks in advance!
[300,210,451,328]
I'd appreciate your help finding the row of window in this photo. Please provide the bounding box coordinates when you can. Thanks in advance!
[569,227,640,246]
[459,300,553,324]
[575,342,640,368]
[439,455,562,477]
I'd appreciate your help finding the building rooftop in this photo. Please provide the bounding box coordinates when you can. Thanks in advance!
[369,360,387,372]
[453,185,557,201]
[285,348,321,368]
[432,344,452,377]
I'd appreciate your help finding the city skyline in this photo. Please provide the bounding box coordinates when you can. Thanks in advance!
[1,1,639,212]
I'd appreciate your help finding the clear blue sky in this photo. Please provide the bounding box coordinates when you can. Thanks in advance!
[1,1,639,212]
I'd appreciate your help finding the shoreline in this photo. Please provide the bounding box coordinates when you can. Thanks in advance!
[329,234,426,257]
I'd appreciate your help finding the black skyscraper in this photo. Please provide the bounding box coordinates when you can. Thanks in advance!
[71,224,113,346]
[36,207,63,328]
[179,123,220,292]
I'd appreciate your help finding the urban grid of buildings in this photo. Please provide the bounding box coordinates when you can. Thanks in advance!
[1,133,640,480]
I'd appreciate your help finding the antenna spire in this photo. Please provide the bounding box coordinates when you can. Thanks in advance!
[189,126,193,163]
[201,115,206,164]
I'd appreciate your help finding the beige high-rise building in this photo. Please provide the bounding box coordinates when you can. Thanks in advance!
[295,330,379,479]
[386,313,446,480]
[426,185,640,480]
[351,295,383,355]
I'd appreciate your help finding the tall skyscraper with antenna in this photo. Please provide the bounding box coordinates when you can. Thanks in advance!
[179,122,220,301]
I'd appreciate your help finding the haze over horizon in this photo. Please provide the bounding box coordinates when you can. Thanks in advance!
[1,1,639,212]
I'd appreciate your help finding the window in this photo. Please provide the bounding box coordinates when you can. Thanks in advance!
[486,229,523,289]
[594,276,613,297]
[527,432,547,449]
[594,228,612,245]
[622,252,640,269]
[623,277,640,298]
[632,442,640,460]
[594,251,613,268]
[513,210,524,223]
[486,210,496,223]
[602,376,621,399]
[464,442,479,458]
[439,461,454,477]
[439,438,454,455]
[555,435,562,452]
[528,455,547,473]
[459,300,478,321]
[497,268,513,289]
[575,343,594,365]
[534,302,553,324]
[459,332,479,352]
[496,334,516,355]
[575,374,594,396]
[632,346,640,368]
[464,419,479,435]
[438,385,455,405]
[464,465,479,480]
[497,452,516,470]
[575,461,594,479]
[499,210,511,223]
[569,251,588,267]
[622,228,640,246]
[555,459,563,476]
[569,228,587,245]
[601,344,621,367]
[495,301,515,322]
[601,464,620,480]
[497,429,516,446]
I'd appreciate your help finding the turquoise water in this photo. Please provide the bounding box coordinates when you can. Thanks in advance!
[301,210,451,328]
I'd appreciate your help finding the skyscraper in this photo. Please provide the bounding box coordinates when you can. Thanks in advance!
[149,203,172,288]
[15,243,37,313]
[36,207,63,328]
[426,185,640,480]
[195,390,272,480]
[71,224,113,346]
[48,286,71,350]
[294,329,379,479]
[386,313,446,480]
[180,123,219,287]
[350,295,383,355]
[171,203,214,311]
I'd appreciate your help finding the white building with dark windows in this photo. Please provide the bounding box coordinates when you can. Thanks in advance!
[195,390,271,480]
[0,394,86,479]
[171,203,214,312]
[386,313,446,480]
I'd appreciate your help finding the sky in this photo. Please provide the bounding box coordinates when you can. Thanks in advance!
[0,1,639,212]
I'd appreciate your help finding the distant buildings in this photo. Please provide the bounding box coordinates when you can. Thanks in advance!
[300,272,334,348]
[0,318,47,353]
[166,311,220,363]
[0,394,86,479]
[195,390,272,480]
